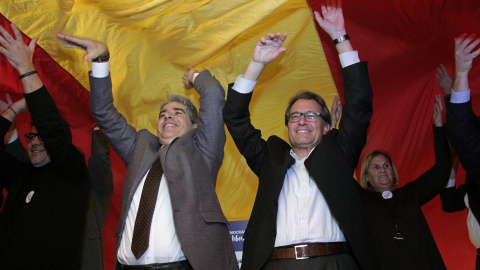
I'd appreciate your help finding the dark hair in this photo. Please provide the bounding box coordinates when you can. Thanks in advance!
[284,91,331,126]
[159,95,199,124]
[30,117,73,143]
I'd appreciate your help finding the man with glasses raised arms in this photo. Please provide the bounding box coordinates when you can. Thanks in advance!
[223,0,378,269]
[0,24,89,269]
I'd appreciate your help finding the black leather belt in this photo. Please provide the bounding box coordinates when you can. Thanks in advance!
[270,242,348,260]
[119,260,193,270]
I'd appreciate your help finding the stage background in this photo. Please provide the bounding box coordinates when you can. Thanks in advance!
[1,0,479,269]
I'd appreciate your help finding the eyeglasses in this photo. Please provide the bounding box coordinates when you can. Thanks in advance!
[288,111,323,123]
[25,133,43,143]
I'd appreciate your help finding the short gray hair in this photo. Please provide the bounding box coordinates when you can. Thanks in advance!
[159,95,199,124]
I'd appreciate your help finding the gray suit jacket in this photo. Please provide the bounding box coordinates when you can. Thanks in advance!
[89,70,237,270]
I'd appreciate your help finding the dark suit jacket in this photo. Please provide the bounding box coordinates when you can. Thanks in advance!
[445,97,480,179]
[442,174,480,224]
[82,130,113,270]
[89,70,238,270]
[223,62,379,270]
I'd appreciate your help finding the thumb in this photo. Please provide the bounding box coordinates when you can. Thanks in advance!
[29,37,38,52]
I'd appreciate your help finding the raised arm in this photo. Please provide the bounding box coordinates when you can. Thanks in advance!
[242,32,287,81]
[0,24,42,94]
[223,33,287,175]
[58,34,138,165]
[409,95,451,205]
[314,0,353,54]
[57,33,109,65]
[445,33,480,179]
[183,67,226,163]
[1,23,87,181]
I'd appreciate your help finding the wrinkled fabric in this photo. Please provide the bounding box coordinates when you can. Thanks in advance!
[1,0,336,268]
[309,0,480,269]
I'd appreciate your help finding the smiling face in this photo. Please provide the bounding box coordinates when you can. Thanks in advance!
[287,99,329,156]
[157,102,197,145]
[27,126,51,167]
[366,154,396,192]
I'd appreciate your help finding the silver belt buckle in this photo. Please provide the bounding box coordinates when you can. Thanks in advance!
[295,244,308,260]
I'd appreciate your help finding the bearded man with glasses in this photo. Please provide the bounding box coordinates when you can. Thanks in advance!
[0,23,89,269]
[223,0,379,269]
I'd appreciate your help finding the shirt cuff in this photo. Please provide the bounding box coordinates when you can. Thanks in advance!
[232,75,257,94]
[91,62,110,78]
[450,89,470,103]
[192,73,199,84]
[446,178,456,188]
[339,51,360,68]
[6,128,18,144]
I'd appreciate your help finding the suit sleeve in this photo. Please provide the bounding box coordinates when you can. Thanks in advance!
[445,98,480,179]
[407,125,452,205]
[336,62,373,167]
[88,129,114,224]
[89,73,138,166]
[193,70,226,164]
[223,84,268,176]
[441,184,467,213]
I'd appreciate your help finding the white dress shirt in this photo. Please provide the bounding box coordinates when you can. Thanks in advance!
[231,51,360,246]
[91,62,185,264]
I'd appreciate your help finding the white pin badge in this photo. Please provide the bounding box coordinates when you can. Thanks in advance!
[382,191,393,199]
[26,191,35,203]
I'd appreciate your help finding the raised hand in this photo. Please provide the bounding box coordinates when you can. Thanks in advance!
[0,23,37,74]
[435,64,453,95]
[57,34,109,65]
[432,94,444,127]
[251,32,287,66]
[314,0,346,39]
[454,33,480,75]
[330,95,342,130]
[182,67,198,89]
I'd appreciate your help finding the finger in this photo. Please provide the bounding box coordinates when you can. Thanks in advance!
[83,56,89,65]
[314,11,325,26]
[459,34,476,52]
[327,0,332,10]
[61,34,89,49]
[0,26,13,46]
[471,46,480,59]
[1,24,16,44]
[337,0,342,10]
[320,5,327,16]
[6,93,12,105]
[11,23,23,43]
[440,64,448,74]
[29,37,38,52]
[464,36,480,54]
[454,33,468,50]
[280,33,288,42]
